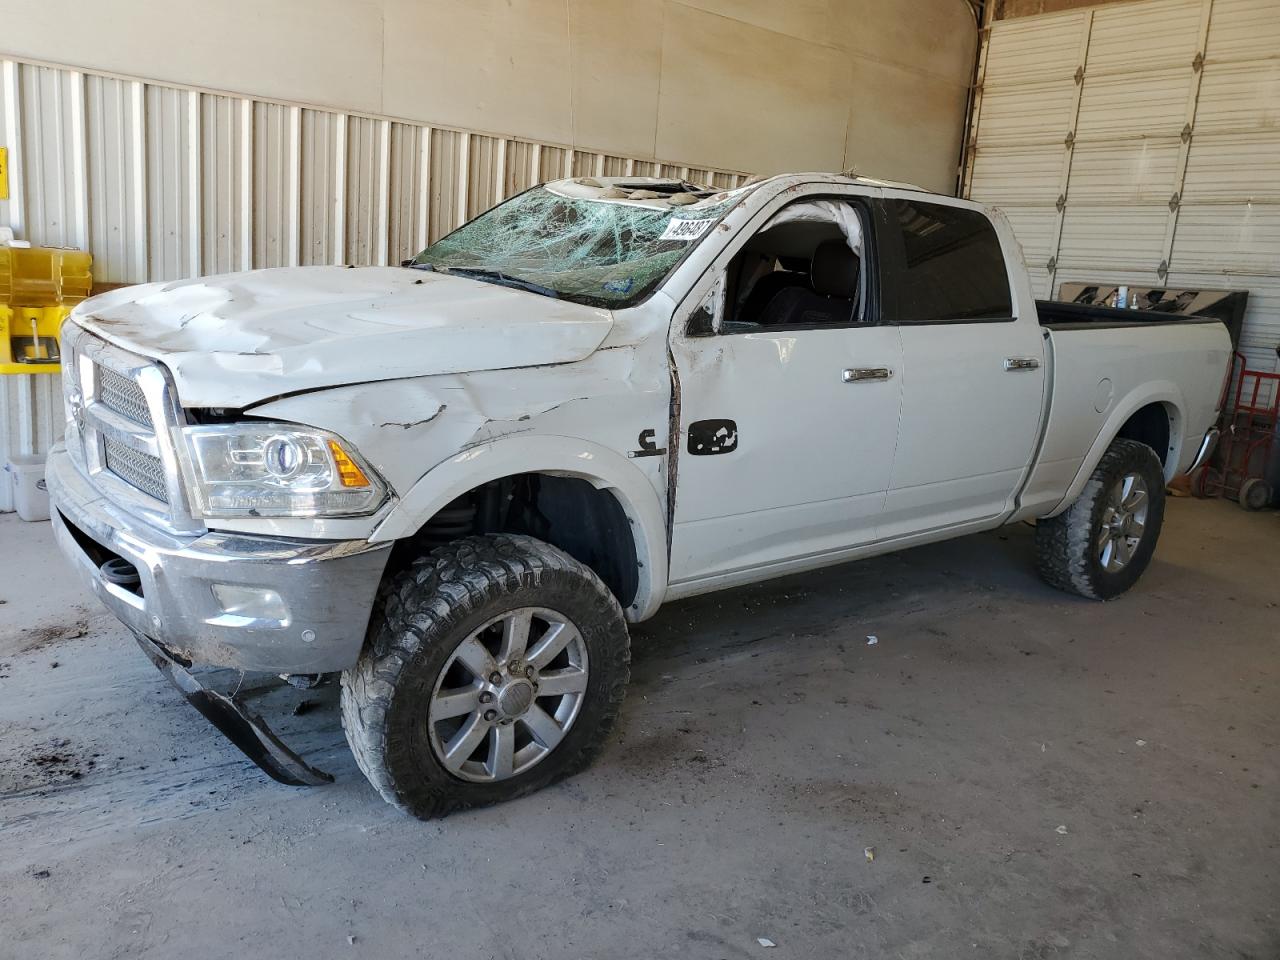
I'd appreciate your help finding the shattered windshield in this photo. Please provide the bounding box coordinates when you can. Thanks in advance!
[410,181,740,308]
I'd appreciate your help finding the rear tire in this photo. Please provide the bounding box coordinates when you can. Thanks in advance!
[341,534,630,819]
[1035,438,1166,600]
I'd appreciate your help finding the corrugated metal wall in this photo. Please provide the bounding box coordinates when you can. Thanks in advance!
[0,56,749,511]
[965,0,1280,378]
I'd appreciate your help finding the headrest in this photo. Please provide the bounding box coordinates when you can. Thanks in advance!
[810,239,859,298]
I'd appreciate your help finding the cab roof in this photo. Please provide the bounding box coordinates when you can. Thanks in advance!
[541,172,933,211]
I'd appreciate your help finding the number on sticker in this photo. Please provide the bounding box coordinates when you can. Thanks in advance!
[660,218,714,242]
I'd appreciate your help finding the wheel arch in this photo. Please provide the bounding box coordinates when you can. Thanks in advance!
[370,434,669,620]
[1045,383,1185,519]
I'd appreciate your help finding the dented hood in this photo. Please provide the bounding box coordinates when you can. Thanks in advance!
[71,266,614,409]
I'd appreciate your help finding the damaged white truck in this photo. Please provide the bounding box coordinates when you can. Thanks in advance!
[47,173,1229,818]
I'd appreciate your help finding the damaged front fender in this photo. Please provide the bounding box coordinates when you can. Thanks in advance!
[371,432,669,621]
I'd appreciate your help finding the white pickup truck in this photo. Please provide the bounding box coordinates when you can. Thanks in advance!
[47,173,1229,818]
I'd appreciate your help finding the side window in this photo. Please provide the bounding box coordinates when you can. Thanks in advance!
[711,200,870,335]
[885,199,1012,323]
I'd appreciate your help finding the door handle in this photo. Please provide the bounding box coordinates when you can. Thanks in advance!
[1004,357,1041,371]
[843,367,893,383]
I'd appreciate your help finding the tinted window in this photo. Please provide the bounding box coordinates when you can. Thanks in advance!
[886,199,1012,323]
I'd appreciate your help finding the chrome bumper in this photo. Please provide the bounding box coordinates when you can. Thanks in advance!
[1186,427,1220,474]
[47,443,391,673]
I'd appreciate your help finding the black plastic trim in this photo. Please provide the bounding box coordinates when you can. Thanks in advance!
[134,631,334,787]
[1040,318,1222,331]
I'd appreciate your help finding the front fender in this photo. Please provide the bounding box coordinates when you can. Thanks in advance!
[370,434,669,620]
[1045,380,1185,518]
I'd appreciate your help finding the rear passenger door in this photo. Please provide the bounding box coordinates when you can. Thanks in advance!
[875,192,1046,538]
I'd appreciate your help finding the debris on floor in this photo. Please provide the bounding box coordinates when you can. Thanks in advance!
[866,635,879,645]
[1056,825,1069,835]
[757,937,777,948]
[864,846,876,862]
[3,737,98,790]
[18,618,89,655]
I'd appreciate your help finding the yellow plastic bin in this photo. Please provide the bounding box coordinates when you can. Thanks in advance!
[0,243,92,375]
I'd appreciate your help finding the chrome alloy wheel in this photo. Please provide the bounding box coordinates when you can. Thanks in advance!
[1097,472,1150,573]
[427,607,589,783]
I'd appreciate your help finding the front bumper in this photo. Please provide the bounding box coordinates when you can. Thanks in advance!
[47,443,392,673]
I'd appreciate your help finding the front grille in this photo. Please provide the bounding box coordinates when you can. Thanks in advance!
[103,436,169,503]
[63,327,199,531]
[97,364,152,428]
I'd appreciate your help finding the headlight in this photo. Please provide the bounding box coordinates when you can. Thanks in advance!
[177,423,388,518]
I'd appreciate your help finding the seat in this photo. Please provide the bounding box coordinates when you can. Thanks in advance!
[737,268,810,326]
[757,240,860,328]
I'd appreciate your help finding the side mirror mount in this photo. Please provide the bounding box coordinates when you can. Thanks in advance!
[686,278,725,337]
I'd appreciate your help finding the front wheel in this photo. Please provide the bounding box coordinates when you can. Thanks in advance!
[1035,438,1166,600]
[341,534,630,819]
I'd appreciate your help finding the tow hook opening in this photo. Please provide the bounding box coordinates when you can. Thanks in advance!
[100,556,143,596]
[59,509,146,598]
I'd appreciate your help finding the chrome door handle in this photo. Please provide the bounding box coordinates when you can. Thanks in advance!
[843,367,893,383]
[1004,357,1041,371]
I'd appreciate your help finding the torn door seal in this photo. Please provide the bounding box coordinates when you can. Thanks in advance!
[134,631,333,787]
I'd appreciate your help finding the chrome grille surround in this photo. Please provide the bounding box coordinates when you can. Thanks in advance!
[59,323,203,535]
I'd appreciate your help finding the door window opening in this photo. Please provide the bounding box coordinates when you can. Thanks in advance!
[716,200,869,334]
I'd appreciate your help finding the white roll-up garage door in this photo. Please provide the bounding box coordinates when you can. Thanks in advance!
[966,0,1280,375]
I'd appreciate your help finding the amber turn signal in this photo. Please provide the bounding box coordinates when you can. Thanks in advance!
[328,439,372,488]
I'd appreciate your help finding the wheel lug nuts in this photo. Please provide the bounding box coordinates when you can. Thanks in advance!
[479,691,494,704]
[483,709,497,722]
[489,672,502,684]
[508,661,522,674]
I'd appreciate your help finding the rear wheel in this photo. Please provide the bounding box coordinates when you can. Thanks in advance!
[341,534,629,819]
[1036,438,1166,600]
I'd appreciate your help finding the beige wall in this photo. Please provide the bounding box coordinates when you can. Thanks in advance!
[0,0,977,191]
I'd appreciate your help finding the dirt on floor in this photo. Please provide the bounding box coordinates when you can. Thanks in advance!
[0,500,1276,960]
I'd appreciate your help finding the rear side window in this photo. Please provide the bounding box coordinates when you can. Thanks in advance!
[885,199,1013,323]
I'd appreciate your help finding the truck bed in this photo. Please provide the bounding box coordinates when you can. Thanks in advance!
[1036,299,1224,331]
[1014,309,1232,521]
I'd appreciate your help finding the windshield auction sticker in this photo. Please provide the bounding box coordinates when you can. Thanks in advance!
[659,218,715,241]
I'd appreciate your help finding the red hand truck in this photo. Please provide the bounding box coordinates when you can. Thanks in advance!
[1191,351,1279,510]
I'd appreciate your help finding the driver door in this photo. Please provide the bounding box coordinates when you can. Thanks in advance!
[667,191,903,587]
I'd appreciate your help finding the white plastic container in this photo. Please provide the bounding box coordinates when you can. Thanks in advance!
[5,454,50,521]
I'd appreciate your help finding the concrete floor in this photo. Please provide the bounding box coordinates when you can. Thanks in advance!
[1,498,1276,960]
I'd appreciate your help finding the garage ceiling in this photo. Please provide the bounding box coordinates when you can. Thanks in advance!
[965,0,1280,375]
